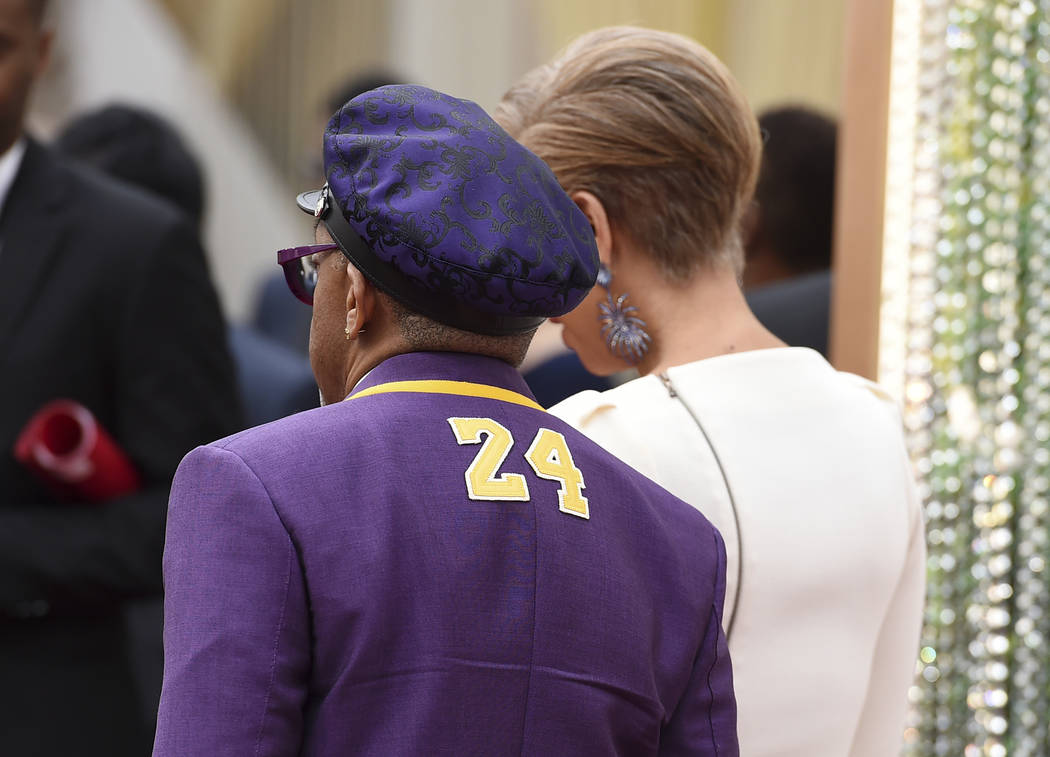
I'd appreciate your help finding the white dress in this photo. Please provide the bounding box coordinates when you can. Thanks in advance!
[550,347,925,757]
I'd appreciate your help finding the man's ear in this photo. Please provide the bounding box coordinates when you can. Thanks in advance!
[344,264,376,338]
[571,190,614,265]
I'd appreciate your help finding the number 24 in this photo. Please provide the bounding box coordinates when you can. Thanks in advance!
[447,417,590,519]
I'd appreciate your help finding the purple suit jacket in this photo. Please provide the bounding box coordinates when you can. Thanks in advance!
[153,352,737,756]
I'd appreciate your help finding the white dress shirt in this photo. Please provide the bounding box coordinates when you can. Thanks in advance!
[0,137,27,219]
[551,347,925,757]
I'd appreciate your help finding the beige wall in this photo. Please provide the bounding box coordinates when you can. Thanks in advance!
[532,0,730,61]
[389,0,538,111]
[162,0,284,90]
[162,0,390,186]
[829,0,892,379]
[530,0,844,116]
[160,0,847,185]
[533,0,844,114]
[723,0,844,115]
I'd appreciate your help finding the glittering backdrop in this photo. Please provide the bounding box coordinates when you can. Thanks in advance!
[880,1,1050,755]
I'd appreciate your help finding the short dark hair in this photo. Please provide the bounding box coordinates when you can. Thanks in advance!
[387,296,536,367]
[751,106,838,273]
[55,104,205,224]
[28,0,48,22]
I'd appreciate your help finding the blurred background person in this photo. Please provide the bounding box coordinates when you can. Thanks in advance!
[0,1,240,755]
[55,103,206,220]
[53,101,317,735]
[742,107,837,289]
[743,105,837,357]
[520,343,615,408]
[55,103,318,428]
[496,26,924,757]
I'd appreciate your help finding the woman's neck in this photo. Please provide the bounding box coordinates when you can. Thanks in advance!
[633,264,786,376]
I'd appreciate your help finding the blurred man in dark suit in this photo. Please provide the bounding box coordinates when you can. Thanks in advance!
[743,106,837,357]
[55,101,316,734]
[0,1,240,754]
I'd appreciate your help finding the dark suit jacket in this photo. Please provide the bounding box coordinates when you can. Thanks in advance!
[0,139,241,756]
[523,350,612,409]
[746,269,832,357]
[228,325,318,426]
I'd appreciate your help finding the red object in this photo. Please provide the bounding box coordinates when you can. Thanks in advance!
[13,399,141,503]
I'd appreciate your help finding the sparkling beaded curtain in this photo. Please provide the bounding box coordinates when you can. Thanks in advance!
[884,1,1050,755]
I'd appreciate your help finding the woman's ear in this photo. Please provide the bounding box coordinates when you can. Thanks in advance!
[344,264,376,338]
[571,190,614,265]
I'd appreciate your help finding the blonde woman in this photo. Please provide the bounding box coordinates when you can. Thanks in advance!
[497,27,925,757]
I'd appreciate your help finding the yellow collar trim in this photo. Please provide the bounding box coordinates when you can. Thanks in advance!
[348,379,543,410]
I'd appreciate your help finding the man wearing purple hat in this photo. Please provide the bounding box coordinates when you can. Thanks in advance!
[153,85,737,756]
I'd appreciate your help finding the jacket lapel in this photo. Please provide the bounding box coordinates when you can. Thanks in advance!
[0,139,71,352]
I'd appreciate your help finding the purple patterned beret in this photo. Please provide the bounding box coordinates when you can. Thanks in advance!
[296,85,599,335]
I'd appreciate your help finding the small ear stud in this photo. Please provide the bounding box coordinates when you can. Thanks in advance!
[345,325,352,340]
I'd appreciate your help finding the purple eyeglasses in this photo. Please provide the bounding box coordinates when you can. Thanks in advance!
[276,244,341,305]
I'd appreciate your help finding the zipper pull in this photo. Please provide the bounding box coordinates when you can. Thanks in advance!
[658,372,677,398]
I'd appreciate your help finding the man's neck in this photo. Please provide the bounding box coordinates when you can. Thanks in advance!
[341,339,411,401]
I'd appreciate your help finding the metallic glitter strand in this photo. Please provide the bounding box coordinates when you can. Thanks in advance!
[1009,4,1050,754]
[888,1,1050,754]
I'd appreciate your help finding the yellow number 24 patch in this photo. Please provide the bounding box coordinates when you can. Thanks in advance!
[447,417,590,519]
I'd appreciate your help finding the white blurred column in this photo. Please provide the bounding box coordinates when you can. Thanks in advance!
[30,0,304,322]
[386,0,539,111]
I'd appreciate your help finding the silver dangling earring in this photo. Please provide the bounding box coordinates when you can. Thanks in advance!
[596,263,651,364]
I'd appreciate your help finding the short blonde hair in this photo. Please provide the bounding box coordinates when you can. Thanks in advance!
[496,26,761,279]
